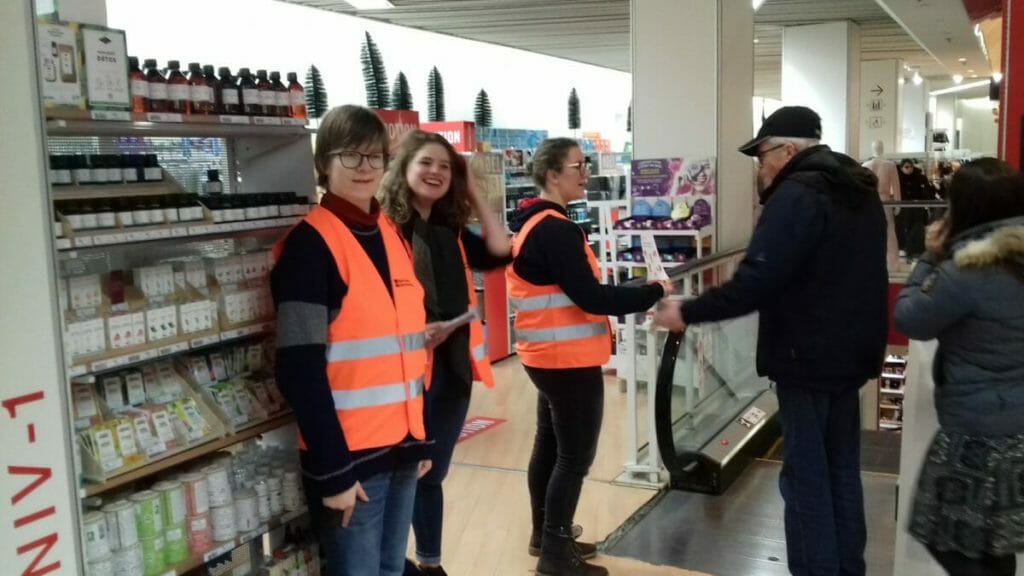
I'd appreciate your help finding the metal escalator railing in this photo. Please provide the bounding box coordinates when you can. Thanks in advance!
[648,249,781,493]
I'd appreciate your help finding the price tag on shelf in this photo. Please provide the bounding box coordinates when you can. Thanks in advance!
[73,236,95,248]
[68,364,88,378]
[55,238,73,250]
[157,342,189,357]
[91,110,132,121]
[93,233,127,246]
[126,230,148,242]
[146,112,184,123]
[170,227,188,238]
[154,229,172,240]
[240,526,266,544]
[204,541,236,562]
[218,115,251,125]
[190,334,220,349]
[280,509,304,523]
[252,116,282,126]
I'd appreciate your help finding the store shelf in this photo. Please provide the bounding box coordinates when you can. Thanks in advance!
[67,321,275,378]
[614,227,712,238]
[46,110,310,138]
[56,216,302,252]
[161,506,307,576]
[52,180,181,201]
[881,372,905,380]
[879,403,902,410]
[879,388,905,396]
[884,355,907,364]
[879,420,903,430]
[81,412,293,498]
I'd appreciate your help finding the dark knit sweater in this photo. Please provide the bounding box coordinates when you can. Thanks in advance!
[271,193,431,498]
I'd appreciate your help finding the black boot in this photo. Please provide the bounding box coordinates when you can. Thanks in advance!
[403,559,423,576]
[529,524,596,559]
[535,525,608,576]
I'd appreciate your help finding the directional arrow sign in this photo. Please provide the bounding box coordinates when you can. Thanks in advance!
[871,84,884,96]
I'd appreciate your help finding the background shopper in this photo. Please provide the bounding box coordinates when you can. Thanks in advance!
[653,107,889,576]
[272,105,432,576]
[508,137,671,576]
[894,158,1024,576]
[379,130,511,576]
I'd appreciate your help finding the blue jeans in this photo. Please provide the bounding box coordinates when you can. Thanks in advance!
[314,463,419,576]
[776,383,866,576]
[412,357,471,565]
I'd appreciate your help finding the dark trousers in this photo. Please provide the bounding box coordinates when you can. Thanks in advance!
[928,546,1018,576]
[411,357,471,565]
[524,365,604,536]
[776,383,867,576]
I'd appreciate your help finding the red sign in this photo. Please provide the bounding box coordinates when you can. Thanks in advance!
[421,121,476,153]
[373,109,420,153]
[457,416,506,444]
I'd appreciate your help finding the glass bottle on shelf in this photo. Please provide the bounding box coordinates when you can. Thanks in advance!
[166,60,191,115]
[216,67,241,116]
[104,154,122,184]
[204,169,223,194]
[131,196,151,226]
[255,70,275,117]
[121,154,139,183]
[142,154,163,182]
[147,196,165,225]
[95,197,116,229]
[202,65,219,113]
[71,154,91,186]
[163,194,180,223]
[128,56,149,113]
[116,197,134,227]
[88,154,108,185]
[79,200,98,230]
[237,68,260,116]
[143,58,169,113]
[49,155,72,186]
[188,62,215,115]
[287,72,306,120]
[270,72,289,118]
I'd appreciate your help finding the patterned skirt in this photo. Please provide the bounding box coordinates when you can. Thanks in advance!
[909,429,1024,557]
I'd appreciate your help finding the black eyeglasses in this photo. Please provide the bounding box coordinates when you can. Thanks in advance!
[754,144,786,165]
[562,162,590,175]
[331,150,386,169]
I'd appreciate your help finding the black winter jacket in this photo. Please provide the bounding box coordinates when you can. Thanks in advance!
[682,145,889,391]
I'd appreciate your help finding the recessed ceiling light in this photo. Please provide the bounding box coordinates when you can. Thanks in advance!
[912,71,923,86]
[952,74,964,84]
[971,74,978,78]
[993,72,1004,82]
[958,57,968,64]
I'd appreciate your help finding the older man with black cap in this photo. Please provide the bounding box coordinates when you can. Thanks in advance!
[654,106,889,576]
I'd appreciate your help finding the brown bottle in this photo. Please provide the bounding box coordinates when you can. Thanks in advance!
[270,72,289,118]
[188,62,214,115]
[128,56,149,113]
[166,60,191,114]
[255,69,275,116]
[237,68,260,116]
[287,72,306,119]
[202,65,219,113]
[218,67,242,115]
[143,58,169,112]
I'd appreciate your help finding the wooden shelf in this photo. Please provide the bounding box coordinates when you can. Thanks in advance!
[163,506,307,576]
[82,413,293,498]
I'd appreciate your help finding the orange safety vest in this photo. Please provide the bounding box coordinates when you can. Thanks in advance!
[278,205,428,452]
[506,209,611,369]
[456,237,495,389]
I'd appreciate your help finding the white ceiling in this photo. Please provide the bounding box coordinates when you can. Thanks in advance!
[277,0,988,99]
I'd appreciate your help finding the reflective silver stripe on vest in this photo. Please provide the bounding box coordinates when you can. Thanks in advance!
[326,332,426,362]
[514,322,608,344]
[508,292,575,312]
[472,342,487,362]
[332,377,425,410]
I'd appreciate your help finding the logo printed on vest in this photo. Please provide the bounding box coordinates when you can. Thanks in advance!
[394,278,416,288]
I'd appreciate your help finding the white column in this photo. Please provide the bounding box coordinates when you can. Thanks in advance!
[901,79,929,153]
[631,0,755,250]
[859,59,903,160]
[782,22,862,155]
[0,1,81,575]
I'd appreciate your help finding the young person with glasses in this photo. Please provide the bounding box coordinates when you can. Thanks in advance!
[507,137,672,576]
[271,104,432,576]
[378,130,511,576]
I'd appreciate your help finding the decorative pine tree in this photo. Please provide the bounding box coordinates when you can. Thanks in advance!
[473,89,492,128]
[568,88,581,130]
[304,65,329,119]
[360,31,390,109]
[627,100,632,132]
[391,72,413,110]
[427,66,446,121]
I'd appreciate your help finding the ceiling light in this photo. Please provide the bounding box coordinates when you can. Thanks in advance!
[912,71,923,86]
[930,80,989,96]
[958,57,968,64]
[967,69,974,73]
[345,0,394,8]
[993,72,1004,82]
[952,74,964,84]
[971,74,978,78]
[753,0,767,11]
[753,38,760,44]
[898,76,906,85]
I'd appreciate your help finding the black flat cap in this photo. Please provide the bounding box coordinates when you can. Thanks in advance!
[739,106,822,156]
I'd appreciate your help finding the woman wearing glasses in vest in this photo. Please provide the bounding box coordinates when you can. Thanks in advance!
[379,130,511,576]
[507,138,673,576]
[271,105,432,576]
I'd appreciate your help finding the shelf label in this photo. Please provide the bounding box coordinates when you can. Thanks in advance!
[240,526,266,544]
[203,541,235,562]
[252,116,282,126]
[73,236,95,248]
[146,112,183,123]
[219,115,251,125]
[91,110,132,122]
[170,227,189,238]
[280,509,304,523]
[281,118,308,126]
[93,233,127,246]
[157,342,189,357]
[190,334,221,349]
[55,238,73,250]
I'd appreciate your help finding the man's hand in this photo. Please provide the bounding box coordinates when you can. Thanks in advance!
[651,279,675,298]
[322,482,369,528]
[417,459,433,479]
[425,322,453,350]
[925,218,949,256]
[652,302,686,333]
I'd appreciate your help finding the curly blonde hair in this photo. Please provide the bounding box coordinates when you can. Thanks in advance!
[379,130,472,229]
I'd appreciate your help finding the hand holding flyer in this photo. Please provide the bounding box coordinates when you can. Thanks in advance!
[425,308,480,349]
[640,233,670,281]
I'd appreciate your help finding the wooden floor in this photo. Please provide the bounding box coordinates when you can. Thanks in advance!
[413,356,710,576]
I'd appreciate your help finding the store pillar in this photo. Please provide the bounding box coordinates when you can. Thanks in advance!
[1,1,82,575]
[859,59,903,160]
[999,0,1024,169]
[782,22,862,156]
[630,0,755,251]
